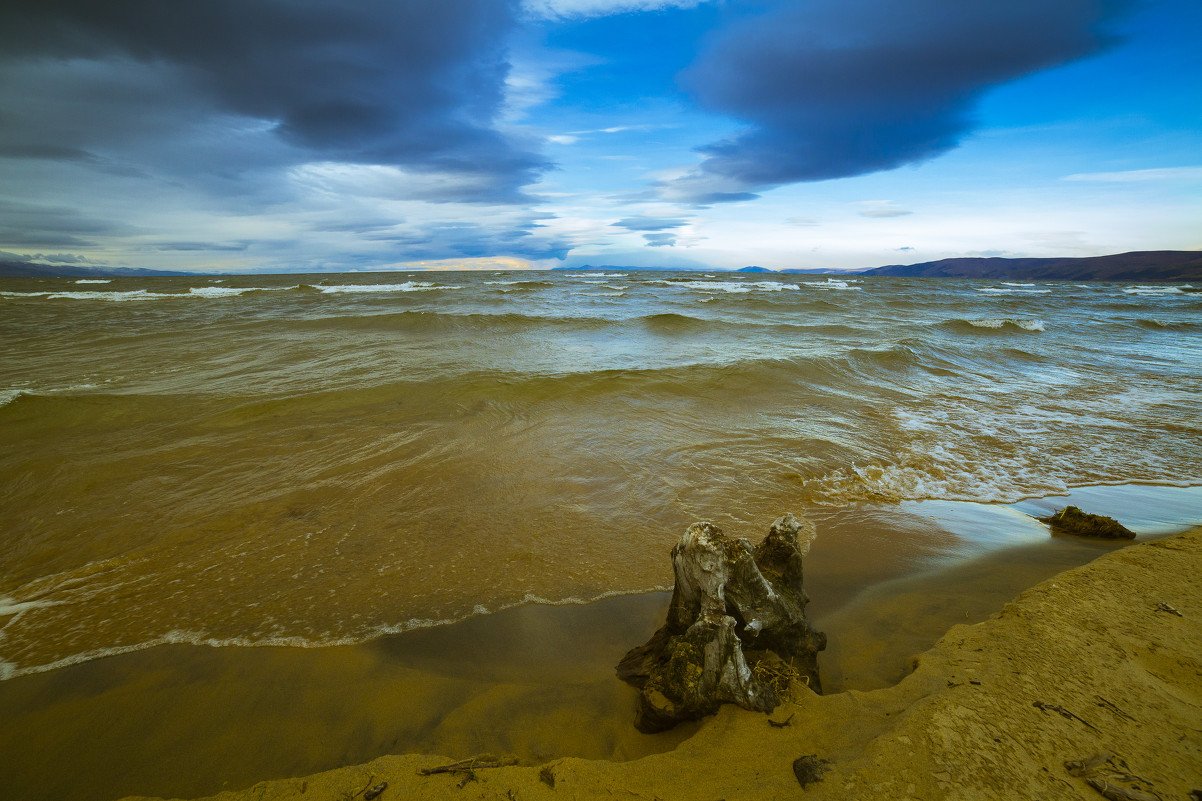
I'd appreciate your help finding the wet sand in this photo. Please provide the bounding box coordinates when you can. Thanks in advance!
[1,491,1198,801]
[121,526,1202,801]
[0,500,991,801]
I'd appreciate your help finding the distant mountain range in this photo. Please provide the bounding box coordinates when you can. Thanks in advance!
[4,250,1200,280]
[548,251,1202,280]
[861,250,1202,281]
[0,260,191,278]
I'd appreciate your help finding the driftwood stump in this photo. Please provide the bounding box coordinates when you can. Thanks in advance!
[616,514,826,732]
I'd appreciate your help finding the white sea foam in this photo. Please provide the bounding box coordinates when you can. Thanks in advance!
[976,287,1052,295]
[689,280,799,293]
[806,386,1202,508]
[52,289,161,301]
[514,587,670,607]
[2,286,299,301]
[316,282,457,294]
[74,279,111,284]
[0,585,674,680]
[0,597,58,617]
[1,289,159,301]
[189,285,305,297]
[806,278,861,291]
[0,630,343,680]
[965,318,1046,331]
[811,456,1072,506]
[1001,282,1036,287]
[1124,285,1190,295]
[0,389,24,407]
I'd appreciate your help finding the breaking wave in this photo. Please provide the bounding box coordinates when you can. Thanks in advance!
[941,318,1046,333]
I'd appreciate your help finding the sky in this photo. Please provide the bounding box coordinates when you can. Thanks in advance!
[0,0,1199,273]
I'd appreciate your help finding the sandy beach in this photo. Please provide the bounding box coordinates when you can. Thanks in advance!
[118,527,1202,801]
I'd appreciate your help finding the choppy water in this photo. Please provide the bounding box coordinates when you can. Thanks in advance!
[2,270,1201,679]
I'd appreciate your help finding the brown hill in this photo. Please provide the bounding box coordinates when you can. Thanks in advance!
[863,250,1202,281]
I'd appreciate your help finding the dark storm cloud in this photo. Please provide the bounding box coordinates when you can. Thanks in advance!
[0,0,544,202]
[0,249,107,265]
[0,200,131,248]
[1,250,85,264]
[0,144,100,162]
[670,0,1130,201]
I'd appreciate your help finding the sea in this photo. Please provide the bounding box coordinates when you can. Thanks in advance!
[2,269,1201,799]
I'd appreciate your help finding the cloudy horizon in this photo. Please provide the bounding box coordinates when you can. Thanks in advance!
[1,0,1199,273]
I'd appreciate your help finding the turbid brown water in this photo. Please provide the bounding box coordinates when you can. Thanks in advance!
[2,271,1200,799]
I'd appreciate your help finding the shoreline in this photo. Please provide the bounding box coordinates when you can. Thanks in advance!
[5,481,1199,684]
[122,526,1202,801]
[2,488,1199,801]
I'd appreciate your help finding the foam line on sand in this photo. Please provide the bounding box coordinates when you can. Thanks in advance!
[123,528,1202,801]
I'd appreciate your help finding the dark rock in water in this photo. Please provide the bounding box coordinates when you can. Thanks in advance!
[1039,506,1135,539]
[616,514,826,733]
[792,754,832,788]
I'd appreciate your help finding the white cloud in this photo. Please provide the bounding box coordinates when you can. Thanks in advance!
[857,200,913,218]
[288,162,514,203]
[523,0,711,20]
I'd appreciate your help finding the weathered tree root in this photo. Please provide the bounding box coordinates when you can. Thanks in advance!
[617,514,826,732]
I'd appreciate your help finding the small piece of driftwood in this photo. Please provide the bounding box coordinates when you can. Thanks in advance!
[344,776,381,801]
[1154,602,1182,617]
[1094,695,1134,722]
[1065,752,1162,801]
[1086,777,1161,801]
[768,713,795,728]
[1066,752,1115,777]
[418,755,517,776]
[1034,700,1098,731]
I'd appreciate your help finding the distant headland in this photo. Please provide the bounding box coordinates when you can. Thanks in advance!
[555,250,1202,281]
[860,250,1202,281]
